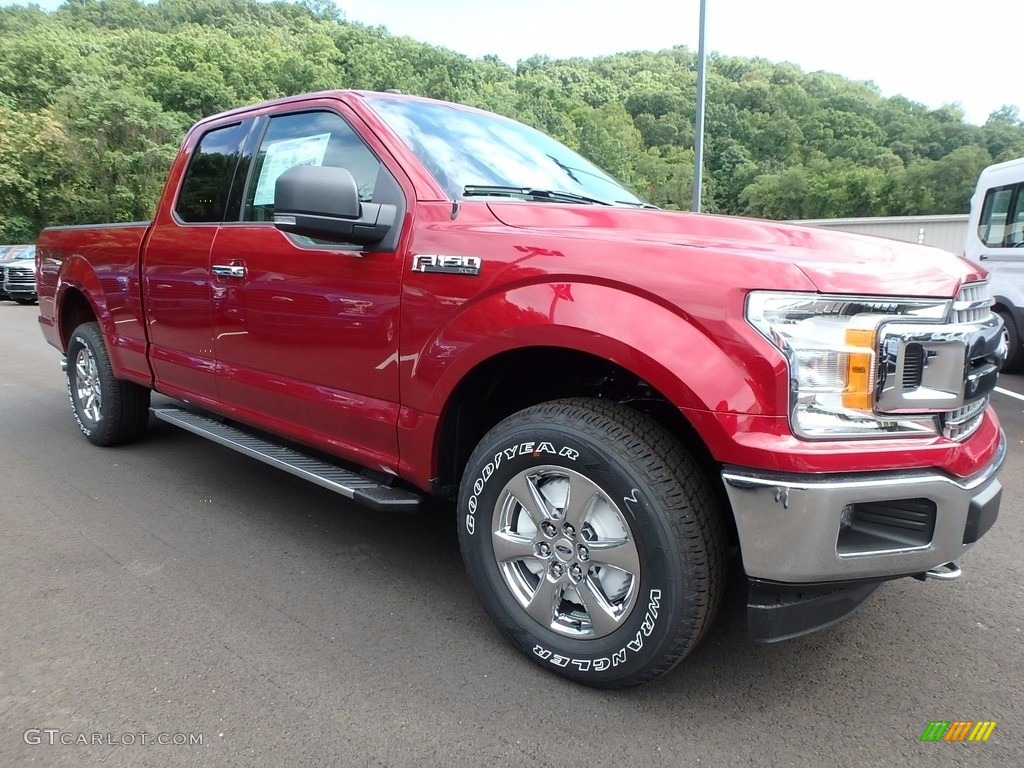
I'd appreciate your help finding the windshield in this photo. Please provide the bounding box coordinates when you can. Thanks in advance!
[365,96,646,207]
[2,245,34,262]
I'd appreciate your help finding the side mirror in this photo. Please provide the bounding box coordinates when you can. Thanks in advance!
[273,165,396,246]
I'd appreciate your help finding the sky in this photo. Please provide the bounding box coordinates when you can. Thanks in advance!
[8,0,1022,125]
[335,0,1022,126]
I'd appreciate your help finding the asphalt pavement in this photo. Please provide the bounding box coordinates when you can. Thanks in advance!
[1,300,1021,767]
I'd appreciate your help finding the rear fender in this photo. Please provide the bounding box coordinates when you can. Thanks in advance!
[55,256,108,346]
[55,255,150,386]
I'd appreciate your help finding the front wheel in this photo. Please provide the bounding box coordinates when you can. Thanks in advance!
[66,322,151,446]
[458,398,726,687]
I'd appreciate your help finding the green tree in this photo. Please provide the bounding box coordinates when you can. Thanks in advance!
[0,105,72,239]
[2,0,1023,237]
[739,166,811,220]
[53,81,187,224]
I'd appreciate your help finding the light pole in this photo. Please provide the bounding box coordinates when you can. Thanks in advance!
[692,0,707,212]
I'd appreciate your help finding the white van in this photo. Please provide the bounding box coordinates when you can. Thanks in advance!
[965,156,1024,371]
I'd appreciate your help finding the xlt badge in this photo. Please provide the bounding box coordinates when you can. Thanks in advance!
[412,254,482,276]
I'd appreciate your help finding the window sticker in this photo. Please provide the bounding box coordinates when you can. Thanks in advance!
[252,132,331,205]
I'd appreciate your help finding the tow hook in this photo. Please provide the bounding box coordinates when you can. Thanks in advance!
[915,561,962,581]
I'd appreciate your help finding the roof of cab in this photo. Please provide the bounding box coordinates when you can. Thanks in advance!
[191,89,470,130]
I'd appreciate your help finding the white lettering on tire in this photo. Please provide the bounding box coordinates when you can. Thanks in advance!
[530,589,662,672]
[464,442,580,534]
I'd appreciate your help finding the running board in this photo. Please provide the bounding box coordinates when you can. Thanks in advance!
[151,407,423,512]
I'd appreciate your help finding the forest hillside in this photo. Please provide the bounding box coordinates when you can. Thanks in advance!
[2,0,1023,241]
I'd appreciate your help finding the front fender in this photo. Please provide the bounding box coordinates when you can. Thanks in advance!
[414,281,785,421]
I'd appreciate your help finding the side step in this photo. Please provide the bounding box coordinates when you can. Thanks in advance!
[151,407,423,512]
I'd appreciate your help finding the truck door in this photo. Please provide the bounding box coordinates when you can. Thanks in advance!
[143,120,252,405]
[209,106,406,470]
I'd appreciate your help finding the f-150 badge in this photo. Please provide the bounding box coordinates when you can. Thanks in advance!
[411,254,482,276]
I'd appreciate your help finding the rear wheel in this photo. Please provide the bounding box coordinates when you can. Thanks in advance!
[458,398,725,687]
[67,322,151,446]
[997,310,1023,373]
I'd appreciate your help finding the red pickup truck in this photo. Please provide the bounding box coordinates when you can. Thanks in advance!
[37,90,1005,687]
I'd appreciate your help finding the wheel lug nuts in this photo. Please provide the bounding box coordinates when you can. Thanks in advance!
[569,564,583,582]
[541,522,557,537]
[536,542,551,557]
[562,523,576,537]
[550,563,564,578]
[578,545,589,561]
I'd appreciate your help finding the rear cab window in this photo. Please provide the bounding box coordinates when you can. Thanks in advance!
[175,122,250,223]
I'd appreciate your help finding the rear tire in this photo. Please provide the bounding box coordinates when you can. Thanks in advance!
[997,310,1023,373]
[67,322,151,446]
[457,398,725,687]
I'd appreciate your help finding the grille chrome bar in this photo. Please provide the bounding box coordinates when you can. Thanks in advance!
[941,397,989,441]
[952,281,994,324]
[871,281,997,441]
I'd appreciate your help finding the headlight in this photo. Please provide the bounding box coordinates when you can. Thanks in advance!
[746,292,950,438]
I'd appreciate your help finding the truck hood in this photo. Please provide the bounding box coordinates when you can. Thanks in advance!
[486,203,983,297]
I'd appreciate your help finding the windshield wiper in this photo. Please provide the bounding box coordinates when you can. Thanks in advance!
[545,157,658,209]
[617,201,661,209]
[463,185,613,206]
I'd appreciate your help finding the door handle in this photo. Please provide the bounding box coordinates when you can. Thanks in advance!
[211,264,246,278]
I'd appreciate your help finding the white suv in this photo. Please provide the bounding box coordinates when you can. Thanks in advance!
[964,156,1024,370]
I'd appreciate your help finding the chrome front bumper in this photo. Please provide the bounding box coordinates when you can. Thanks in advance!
[722,432,1005,583]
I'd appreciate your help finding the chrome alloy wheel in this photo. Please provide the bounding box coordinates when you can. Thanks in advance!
[74,346,102,423]
[491,466,641,639]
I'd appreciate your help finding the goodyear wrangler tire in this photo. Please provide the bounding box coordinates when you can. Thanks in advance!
[458,398,726,687]
[67,322,151,446]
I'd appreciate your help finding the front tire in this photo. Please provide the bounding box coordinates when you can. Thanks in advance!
[458,398,725,687]
[67,322,151,446]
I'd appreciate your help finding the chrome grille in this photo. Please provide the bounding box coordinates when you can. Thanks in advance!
[952,281,993,324]
[866,281,996,441]
[901,343,924,389]
[941,396,989,441]
[5,266,34,285]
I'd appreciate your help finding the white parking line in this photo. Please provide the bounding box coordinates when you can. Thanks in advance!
[994,386,1024,403]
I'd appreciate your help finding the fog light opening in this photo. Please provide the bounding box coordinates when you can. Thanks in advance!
[839,504,854,532]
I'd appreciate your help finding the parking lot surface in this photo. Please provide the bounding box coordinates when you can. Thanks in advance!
[1,302,1021,767]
